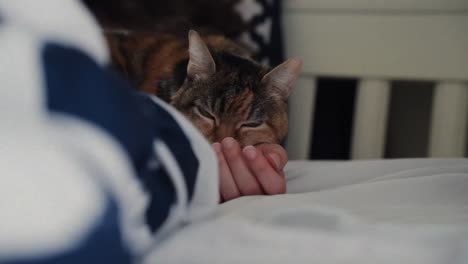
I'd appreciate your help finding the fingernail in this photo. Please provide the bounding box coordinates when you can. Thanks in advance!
[222,137,235,149]
[212,142,221,153]
[243,145,257,160]
[269,153,280,170]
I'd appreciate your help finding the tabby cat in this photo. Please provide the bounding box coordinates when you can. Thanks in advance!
[106,29,301,147]
[86,0,302,146]
[106,30,302,146]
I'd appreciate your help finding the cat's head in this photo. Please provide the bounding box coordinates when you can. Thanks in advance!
[171,30,302,147]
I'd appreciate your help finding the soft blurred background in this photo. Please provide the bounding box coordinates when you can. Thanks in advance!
[85,0,468,161]
[281,0,468,160]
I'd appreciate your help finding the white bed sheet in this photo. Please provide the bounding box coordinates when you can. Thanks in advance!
[146,158,468,264]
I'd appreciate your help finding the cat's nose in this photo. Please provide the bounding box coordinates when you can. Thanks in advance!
[215,126,233,142]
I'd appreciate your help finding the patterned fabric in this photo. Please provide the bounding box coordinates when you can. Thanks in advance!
[235,0,284,66]
[0,1,218,263]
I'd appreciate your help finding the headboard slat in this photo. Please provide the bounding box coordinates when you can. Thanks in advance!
[429,83,468,157]
[351,79,391,159]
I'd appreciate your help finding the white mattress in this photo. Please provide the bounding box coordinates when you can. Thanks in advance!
[146,158,468,264]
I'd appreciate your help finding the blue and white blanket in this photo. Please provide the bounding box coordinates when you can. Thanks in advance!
[0,1,218,263]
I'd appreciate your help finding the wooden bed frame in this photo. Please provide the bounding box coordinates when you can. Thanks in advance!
[283,0,468,159]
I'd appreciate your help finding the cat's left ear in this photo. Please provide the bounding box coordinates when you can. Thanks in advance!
[187,30,216,81]
[261,58,302,99]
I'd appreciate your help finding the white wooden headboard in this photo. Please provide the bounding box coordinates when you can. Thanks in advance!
[283,0,468,160]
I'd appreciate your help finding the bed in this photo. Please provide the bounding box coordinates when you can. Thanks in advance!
[144,1,468,262]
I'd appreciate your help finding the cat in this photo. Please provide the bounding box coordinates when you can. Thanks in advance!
[83,0,302,146]
[106,30,302,147]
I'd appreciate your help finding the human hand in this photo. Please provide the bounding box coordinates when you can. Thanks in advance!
[212,137,288,202]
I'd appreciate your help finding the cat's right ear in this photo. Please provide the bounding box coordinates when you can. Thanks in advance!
[187,30,216,81]
[261,58,302,100]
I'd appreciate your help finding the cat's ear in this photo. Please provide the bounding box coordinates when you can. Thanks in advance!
[261,58,302,99]
[187,30,216,81]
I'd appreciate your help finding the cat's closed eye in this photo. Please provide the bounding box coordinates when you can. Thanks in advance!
[194,106,215,120]
[240,121,263,128]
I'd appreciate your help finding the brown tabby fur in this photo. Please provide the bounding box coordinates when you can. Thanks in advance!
[105,30,301,147]
[85,0,302,146]
[106,32,247,95]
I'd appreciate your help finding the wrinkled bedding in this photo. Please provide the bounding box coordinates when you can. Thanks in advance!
[147,159,468,264]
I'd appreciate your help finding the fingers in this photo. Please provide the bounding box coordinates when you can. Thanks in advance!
[221,137,263,196]
[212,143,240,202]
[213,139,288,202]
[242,145,286,195]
